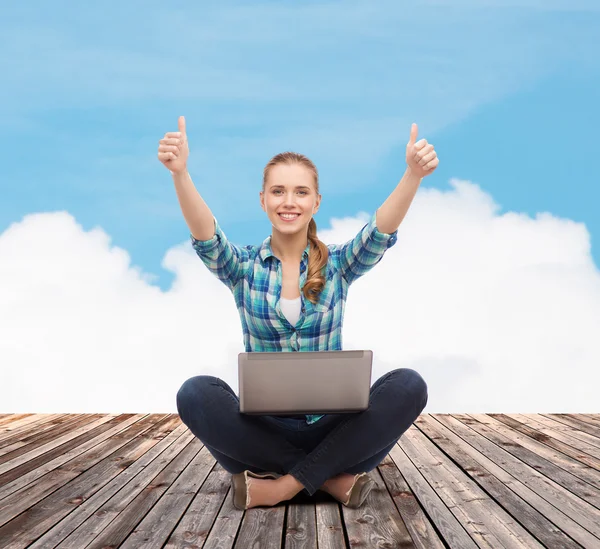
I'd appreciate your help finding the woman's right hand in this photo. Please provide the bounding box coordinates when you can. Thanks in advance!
[158,116,189,174]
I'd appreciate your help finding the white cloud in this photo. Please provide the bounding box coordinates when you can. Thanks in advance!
[1,179,598,414]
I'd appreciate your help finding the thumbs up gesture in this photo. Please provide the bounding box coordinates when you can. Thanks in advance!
[158,116,189,174]
[406,123,439,178]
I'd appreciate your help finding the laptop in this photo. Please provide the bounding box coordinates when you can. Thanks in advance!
[238,350,373,415]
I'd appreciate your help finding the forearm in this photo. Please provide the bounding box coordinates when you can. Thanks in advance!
[376,168,423,234]
[171,170,215,241]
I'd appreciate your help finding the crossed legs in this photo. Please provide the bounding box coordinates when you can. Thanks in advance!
[176,367,428,497]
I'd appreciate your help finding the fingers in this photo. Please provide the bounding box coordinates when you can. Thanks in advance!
[411,143,434,165]
[158,119,187,166]
[158,141,179,152]
[158,136,182,161]
[159,136,183,154]
[424,156,440,170]
[414,138,428,150]
[158,151,177,161]
[416,146,437,167]
[160,137,182,146]
[158,145,179,155]
[406,128,439,173]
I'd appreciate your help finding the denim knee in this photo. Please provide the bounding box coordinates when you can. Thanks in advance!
[176,375,218,422]
[390,368,428,412]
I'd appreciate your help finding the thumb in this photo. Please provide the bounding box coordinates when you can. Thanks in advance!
[178,115,186,136]
[408,123,418,145]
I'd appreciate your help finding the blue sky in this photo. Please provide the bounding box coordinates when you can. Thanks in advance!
[1,1,599,413]
[2,1,598,291]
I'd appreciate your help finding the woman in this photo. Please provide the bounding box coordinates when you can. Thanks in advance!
[158,116,438,510]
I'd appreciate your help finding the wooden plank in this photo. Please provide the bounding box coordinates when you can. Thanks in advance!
[342,468,414,548]
[0,414,129,480]
[416,415,585,549]
[0,413,173,541]
[1,412,596,549]
[0,414,117,474]
[0,414,67,443]
[0,414,72,448]
[518,414,600,454]
[0,415,33,429]
[401,423,544,548]
[501,414,600,469]
[579,414,600,427]
[0,414,99,460]
[285,501,317,549]
[29,423,192,549]
[388,433,479,549]
[164,462,233,548]
[455,414,600,509]
[201,467,245,549]
[315,499,346,549]
[75,438,206,549]
[85,439,210,549]
[562,414,600,430]
[0,414,144,500]
[435,414,600,543]
[541,414,600,440]
[234,506,285,549]
[470,414,600,488]
[377,452,453,548]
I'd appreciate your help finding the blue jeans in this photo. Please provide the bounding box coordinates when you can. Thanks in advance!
[176,367,428,495]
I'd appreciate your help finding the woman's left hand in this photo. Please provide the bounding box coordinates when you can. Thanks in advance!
[406,123,439,178]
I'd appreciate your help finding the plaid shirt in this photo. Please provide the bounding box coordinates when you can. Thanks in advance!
[191,210,398,424]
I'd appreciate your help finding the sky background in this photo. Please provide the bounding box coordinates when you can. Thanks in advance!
[1,1,599,414]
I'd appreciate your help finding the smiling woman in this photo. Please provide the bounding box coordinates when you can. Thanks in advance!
[259,152,329,305]
[162,116,428,512]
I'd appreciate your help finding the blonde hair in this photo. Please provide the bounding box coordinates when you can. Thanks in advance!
[262,152,329,305]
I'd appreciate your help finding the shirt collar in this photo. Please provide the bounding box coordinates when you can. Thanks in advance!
[259,235,311,264]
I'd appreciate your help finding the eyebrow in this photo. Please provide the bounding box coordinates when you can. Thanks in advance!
[270,185,311,190]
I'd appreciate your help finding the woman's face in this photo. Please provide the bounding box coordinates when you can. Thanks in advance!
[260,163,320,233]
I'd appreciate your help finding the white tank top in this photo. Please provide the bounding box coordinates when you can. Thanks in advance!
[280,296,301,326]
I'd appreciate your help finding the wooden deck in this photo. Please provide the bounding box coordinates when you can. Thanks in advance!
[0,413,598,548]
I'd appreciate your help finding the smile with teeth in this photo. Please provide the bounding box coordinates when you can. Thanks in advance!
[279,213,300,220]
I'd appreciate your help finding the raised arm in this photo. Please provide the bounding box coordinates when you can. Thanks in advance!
[336,124,439,285]
[171,169,215,241]
[158,116,248,289]
[158,116,215,240]
[333,210,398,286]
[376,123,439,233]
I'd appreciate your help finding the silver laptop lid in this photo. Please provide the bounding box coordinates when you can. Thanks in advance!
[238,350,372,415]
